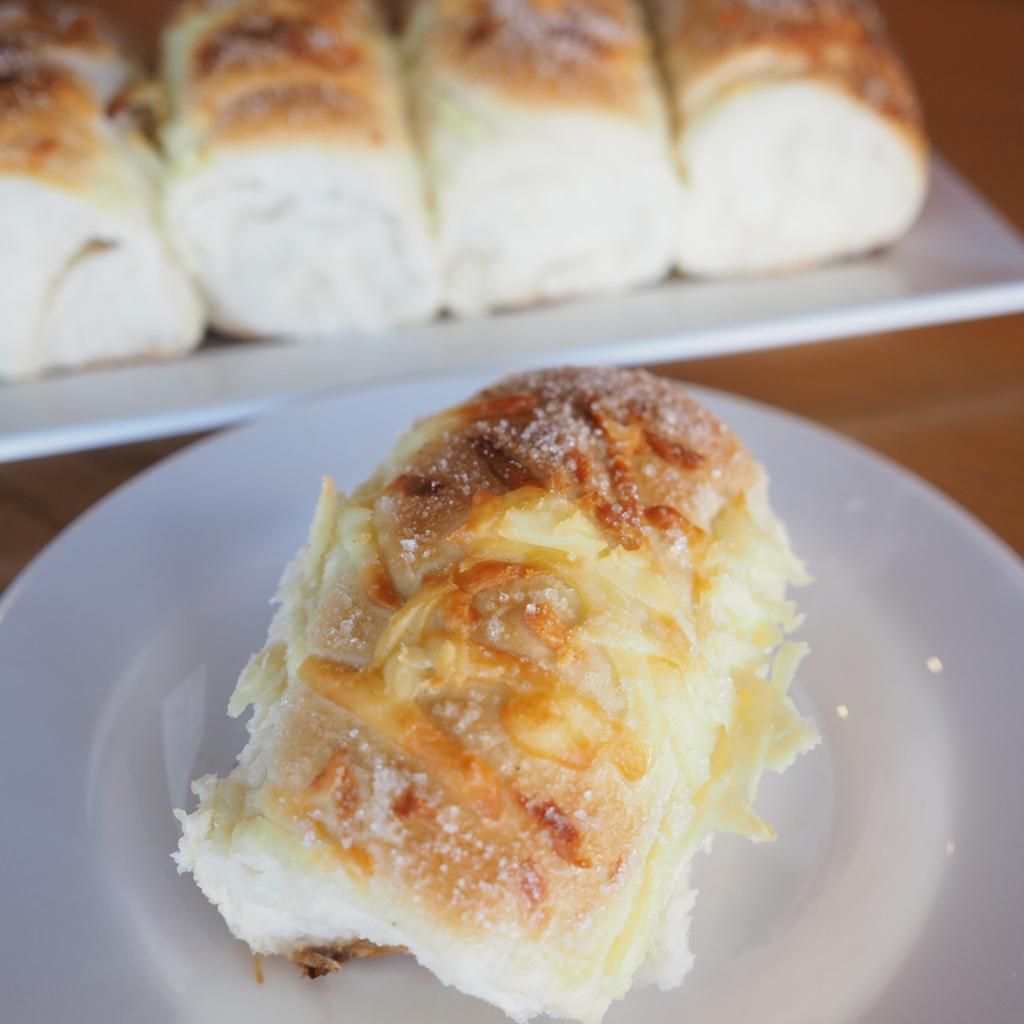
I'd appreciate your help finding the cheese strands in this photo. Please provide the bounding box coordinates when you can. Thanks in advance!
[175,366,818,1024]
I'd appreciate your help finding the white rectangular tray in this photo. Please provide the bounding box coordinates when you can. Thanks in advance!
[2,156,1022,462]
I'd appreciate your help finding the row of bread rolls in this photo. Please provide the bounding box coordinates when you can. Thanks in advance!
[0,0,928,379]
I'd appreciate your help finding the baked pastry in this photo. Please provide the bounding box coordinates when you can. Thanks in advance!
[649,0,928,276]
[174,366,817,1023]
[161,0,440,338]
[0,2,203,380]
[403,0,680,316]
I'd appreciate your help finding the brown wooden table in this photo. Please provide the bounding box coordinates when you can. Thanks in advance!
[2,0,1022,590]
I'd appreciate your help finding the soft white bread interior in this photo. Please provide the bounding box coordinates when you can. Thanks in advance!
[175,367,817,1024]
[0,2,203,380]
[650,0,928,276]
[404,0,680,316]
[161,0,439,338]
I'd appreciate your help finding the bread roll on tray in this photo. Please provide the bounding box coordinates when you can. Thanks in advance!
[175,366,817,1024]
[650,0,928,276]
[0,2,203,380]
[162,0,439,338]
[404,0,680,317]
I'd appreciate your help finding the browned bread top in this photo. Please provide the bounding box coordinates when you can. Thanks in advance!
[651,0,923,135]
[166,0,409,150]
[360,366,759,596]
[0,1,121,60]
[0,56,103,186]
[410,0,663,117]
[0,3,131,190]
[259,368,772,941]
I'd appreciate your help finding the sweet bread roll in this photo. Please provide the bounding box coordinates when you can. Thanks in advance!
[404,0,680,316]
[161,0,439,337]
[650,0,928,276]
[0,2,203,380]
[175,367,817,1023]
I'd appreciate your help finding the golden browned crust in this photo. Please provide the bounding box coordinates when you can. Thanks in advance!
[0,3,139,188]
[0,1,123,60]
[650,0,924,140]
[0,49,103,187]
[364,365,758,589]
[255,368,766,944]
[0,9,114,188]
[411,0,662,116]
[168,0,408,149]
[292,939,405,978]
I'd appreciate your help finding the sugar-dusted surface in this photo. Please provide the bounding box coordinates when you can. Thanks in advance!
[366,367,759,590]
[167,0,408,147]
[0,1,136,187]
[413,0,661,113]
[0,1,125,59]
[174,367,815,1022]
[651,0,923,131]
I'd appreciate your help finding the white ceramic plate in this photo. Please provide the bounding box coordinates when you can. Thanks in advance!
[3,157,1024,462]
[2,375,1023,1023]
